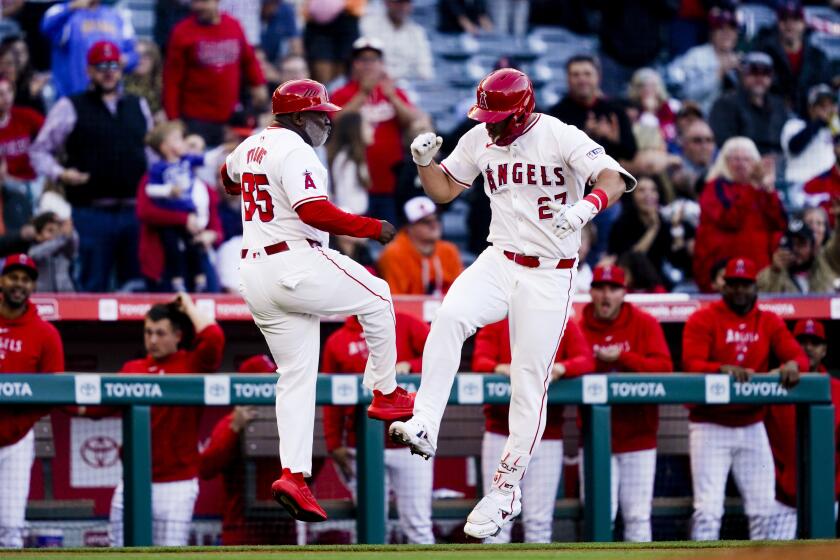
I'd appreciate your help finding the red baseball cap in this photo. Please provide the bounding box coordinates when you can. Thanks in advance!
[238,354,276,374]
[87,41,121,66]
[591,264,626,288]
[2,253,37,280]
[793,319,826,342]
[724,257,757,282]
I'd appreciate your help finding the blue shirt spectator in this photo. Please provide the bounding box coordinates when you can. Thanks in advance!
[261,0,300,62]
[41,0,138,98]
[146,154,205,214]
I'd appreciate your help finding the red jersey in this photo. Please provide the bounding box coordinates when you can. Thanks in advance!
[199,412,286,544]
[163,15,265,124]
[693,179,787,292]
[472,318,593,440]
[119,324,225,482]
[803,165,840,228]
[579,303,673,453]
[682,301,808,426]
[0,107,43,180]
[321,313,428,451]
[0,303,64,447]
[764,367,840,507]
[330,82,414,195]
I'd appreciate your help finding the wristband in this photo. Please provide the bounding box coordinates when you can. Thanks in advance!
[583,188,609,213]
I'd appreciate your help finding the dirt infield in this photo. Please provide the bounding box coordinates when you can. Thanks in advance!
[4,541,840,559]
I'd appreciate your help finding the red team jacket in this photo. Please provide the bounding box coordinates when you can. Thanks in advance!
[471,318,593,440]
[163,14,265,123]
[114,325,225,481]
[0,303,64,447]
[321,313,429,451]
[693,179,787,292]
[579,303,673,453]
[0,106,44,180]
[682,301,808,426]
[764,366,840,506]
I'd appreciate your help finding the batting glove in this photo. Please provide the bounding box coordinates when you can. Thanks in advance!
[411,132,443,167]
[547,199,598,240]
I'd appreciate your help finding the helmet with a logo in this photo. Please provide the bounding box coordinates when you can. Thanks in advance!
[467,68,535,146]
[271,79,341,115]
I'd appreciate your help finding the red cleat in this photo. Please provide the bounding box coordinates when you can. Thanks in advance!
[271,469,327,522]
[367,386,415,421]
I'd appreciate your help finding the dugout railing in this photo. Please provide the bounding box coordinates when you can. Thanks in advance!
[1,373,835,545]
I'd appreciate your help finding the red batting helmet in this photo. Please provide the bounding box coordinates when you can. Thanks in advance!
[271,79,341,115]
[468,68,535,146]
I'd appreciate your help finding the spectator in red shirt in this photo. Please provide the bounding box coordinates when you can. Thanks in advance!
[764,319,840,540]
[198,354,296,545]
[578,264,672,542]
[0,254,63,548]
[321,312,432,544]
[472,317,593,543]
[693,137,787,292]
[80,293,225,546]
[682,257,807,541]
[331,37,423,225]
[163,0,267,146]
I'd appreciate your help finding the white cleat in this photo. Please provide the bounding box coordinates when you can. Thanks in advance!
[464,488,522,539]
[388,417,436,460]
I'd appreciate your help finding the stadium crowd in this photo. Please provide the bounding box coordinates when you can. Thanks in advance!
[0,0,838,295]
[3,0,840,549]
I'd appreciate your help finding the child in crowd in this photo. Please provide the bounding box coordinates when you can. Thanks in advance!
[145,121,210,292]
[28,211,77,292]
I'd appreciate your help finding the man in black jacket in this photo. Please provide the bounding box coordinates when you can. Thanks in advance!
[709,52,788,156]
[751,1,832,115]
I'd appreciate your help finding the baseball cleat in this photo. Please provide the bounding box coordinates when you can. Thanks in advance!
[464,488,522,539]
[367,386,415,421]
[388,417,436,460]
[271,469,327,522]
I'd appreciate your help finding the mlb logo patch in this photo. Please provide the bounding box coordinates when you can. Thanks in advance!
[586,147,604,160]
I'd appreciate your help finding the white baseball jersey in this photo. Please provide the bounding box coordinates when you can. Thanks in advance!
[225,127,330,250]
[440,113,636,259]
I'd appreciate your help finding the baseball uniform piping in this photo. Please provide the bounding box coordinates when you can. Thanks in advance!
[291,195,328,211]
[528,270,573,456]
[440,163,472,188]
[316,248,396,326]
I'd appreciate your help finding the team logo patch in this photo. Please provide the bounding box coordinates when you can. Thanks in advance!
[478,91,488,110]
[303,170,316,190]
[586,147,604,160]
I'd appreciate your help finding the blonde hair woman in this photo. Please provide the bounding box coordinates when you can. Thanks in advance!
[693,137,787,291]
[627,68,680,144]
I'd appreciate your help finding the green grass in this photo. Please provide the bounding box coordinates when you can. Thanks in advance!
[3,542,840,560]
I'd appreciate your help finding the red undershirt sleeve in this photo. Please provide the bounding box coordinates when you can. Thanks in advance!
[296,199,383,239]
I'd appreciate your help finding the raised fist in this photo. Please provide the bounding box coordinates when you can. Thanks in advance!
[410,132,442,167]
[378,220,397,244]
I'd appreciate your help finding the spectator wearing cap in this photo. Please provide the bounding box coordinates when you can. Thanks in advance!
[30,41,152,292]
[360,0,434,81]
[438,0,493,35]
[693,136,787,292]
[578,263,673,542]
[304,0,365,85]
[781,84,838,196]
[163,0,267,146]
[667,6,741,116]
[0,253,64,548]
[331,38,424,225]
[683,257,806,541]
[758,214,840,294]
[709,52,789,156]
[41,0,138,98]
[764,319,840,540]
[377,196,463,295]
[752,1,832,114]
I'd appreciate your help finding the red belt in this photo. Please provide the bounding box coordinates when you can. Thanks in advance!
[503,250,576,269]
[241,239,321,259]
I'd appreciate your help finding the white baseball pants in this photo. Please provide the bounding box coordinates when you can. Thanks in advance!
[481,431,563,543]
[0,430,34,548]
[412,247,575,492]
[767,501,797,540]
[689,421,775,541]
[333,447,435,544]
[109,478,199,546]
[580,448,657,542]
[239,243,398,477]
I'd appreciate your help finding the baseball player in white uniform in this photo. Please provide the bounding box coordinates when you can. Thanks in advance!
[389,68,636,538]
[221,79,416,522]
